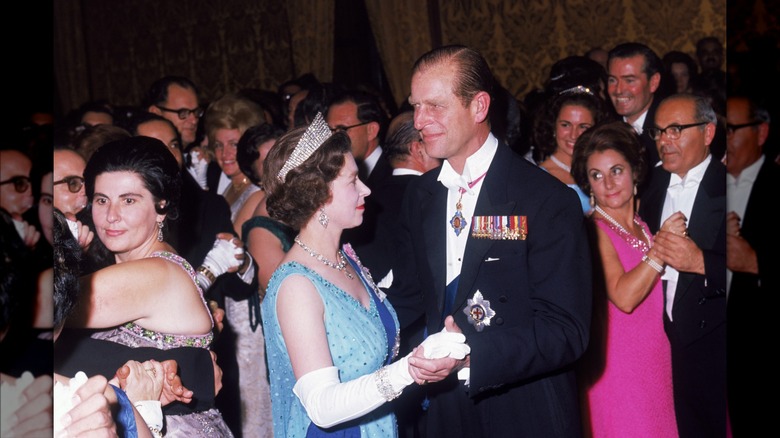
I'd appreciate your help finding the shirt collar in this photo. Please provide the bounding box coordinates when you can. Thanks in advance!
[669,153,712,188]
[728,154,764,186]
[438,133,498,192]
[625,109,649,135]
[363,145,382,175]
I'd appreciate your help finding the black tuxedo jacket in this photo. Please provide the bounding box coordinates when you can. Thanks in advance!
[727,157,780,436]
[386,142,592,437]
[342,150,394,251]
[638,157,727,438]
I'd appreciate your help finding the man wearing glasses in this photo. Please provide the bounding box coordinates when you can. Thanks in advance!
[723,95,779,437]
[53,145,93,247]
[0,148,38,247]
[326,89,393,263]
[144,76,204,149]
[639,93,727,438]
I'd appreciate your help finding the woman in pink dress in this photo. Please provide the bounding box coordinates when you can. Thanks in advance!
[571,121,684,437]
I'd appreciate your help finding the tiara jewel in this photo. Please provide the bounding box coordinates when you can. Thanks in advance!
[558,85,594,96]
[277,112,333,182]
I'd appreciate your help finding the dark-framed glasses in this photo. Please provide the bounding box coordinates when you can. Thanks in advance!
[0,176,31,193]
[53,175,85,193]
[648,122,708,141]
[156,105,204,120]
[329,121,371,133]
[726,121,762,136]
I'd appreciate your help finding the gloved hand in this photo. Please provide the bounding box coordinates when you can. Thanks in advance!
[186,151,209,190]
[418,327,470,359]
[197,234,244,289]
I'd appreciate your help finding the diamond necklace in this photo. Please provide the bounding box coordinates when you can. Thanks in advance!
[549,154,571,173]
[294,236,354,280]
[594,205,651,249]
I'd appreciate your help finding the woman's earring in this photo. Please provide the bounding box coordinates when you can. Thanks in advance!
[157,221,164,242]
[634,184,638,196]
[318,209,329,228]
[589,191,595,208]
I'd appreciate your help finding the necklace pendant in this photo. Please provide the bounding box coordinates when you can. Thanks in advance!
[450,209,467,236]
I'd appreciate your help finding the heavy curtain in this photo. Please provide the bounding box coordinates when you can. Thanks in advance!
[54,0,726,115]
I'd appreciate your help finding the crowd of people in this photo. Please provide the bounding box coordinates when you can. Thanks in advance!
[0,34,770,438]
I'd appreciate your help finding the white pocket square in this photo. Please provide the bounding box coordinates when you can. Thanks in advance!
[484,257,500,262]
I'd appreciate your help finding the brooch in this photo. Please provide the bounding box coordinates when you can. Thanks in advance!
[462,290,496,332]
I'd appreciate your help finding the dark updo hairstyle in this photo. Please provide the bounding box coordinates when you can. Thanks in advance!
[571,121,646,196]
[532,90,609,163]
[53,208,81,332]
[237,123,285,185]
[82,136,181,270]
[262,126,351,230]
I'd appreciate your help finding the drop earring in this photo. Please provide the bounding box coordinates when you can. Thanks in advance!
[318,209,329,228]
[589,191,595,208]
[157,221,164,242]
[634,184,638,196]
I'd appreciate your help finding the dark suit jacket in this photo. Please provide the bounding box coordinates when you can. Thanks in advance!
[727,157,780,436]
[636,99,661,198]
[386,143,592,437]
[342,150,394,250]
[638,157,727,438]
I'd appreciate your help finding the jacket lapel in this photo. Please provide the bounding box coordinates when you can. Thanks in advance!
[453,145,515,313]
[419,176,448,313]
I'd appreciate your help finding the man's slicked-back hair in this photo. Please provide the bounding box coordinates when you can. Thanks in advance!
[142,75,199,109]
[412,45,495,109]
[608,42,663,79]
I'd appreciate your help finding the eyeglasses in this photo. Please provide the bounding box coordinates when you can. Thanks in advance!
[329,121,371,133]
[156,105,204,120]
[0,176,31,193]
[53,175,85,193]
[726,121,762,136]
[648,122,708,141]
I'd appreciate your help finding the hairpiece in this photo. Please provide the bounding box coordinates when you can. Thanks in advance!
[559,85,594,96]
[277,112,333,182]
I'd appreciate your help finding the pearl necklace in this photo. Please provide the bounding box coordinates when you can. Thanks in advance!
[549,154,571,173]
[594,205,651,249]
[294,236,354,280]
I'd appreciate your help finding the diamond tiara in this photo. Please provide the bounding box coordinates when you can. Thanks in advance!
[277,112,333,182]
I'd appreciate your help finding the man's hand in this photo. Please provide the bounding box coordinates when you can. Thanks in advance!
[61,374,118,437]
[653,230,706,275]
[408,316,470,385]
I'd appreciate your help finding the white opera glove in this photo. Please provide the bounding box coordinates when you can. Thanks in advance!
[293,357,414,429]
[418,327,470,359]
[133,400,163,433]
[187,153,209,190]
[197,238,244,289]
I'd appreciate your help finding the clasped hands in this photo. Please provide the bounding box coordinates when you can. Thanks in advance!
[407,316,470,386]
[652,211,706,275]
[112,359,193,406]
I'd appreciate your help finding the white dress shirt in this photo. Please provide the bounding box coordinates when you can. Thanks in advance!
[661,154,711,320]
[438,134,498,286]
[725,154,764,293]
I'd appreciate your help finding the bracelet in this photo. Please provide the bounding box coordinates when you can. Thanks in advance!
[197,265,217,284]
[374,366,402,402]
[642,254,664,273]
[148,426,163,438]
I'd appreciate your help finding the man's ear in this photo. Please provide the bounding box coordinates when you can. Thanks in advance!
[471,91,491,124]
[148,105,162,116]
[366,121,380,142]
[649,72,661,94]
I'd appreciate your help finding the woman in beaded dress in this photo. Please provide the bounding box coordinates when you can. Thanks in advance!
[260,114,469,438]
[61,136,233,437]
[533,88,612,215]
[571,121,683,437]
[203,94,273,437]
